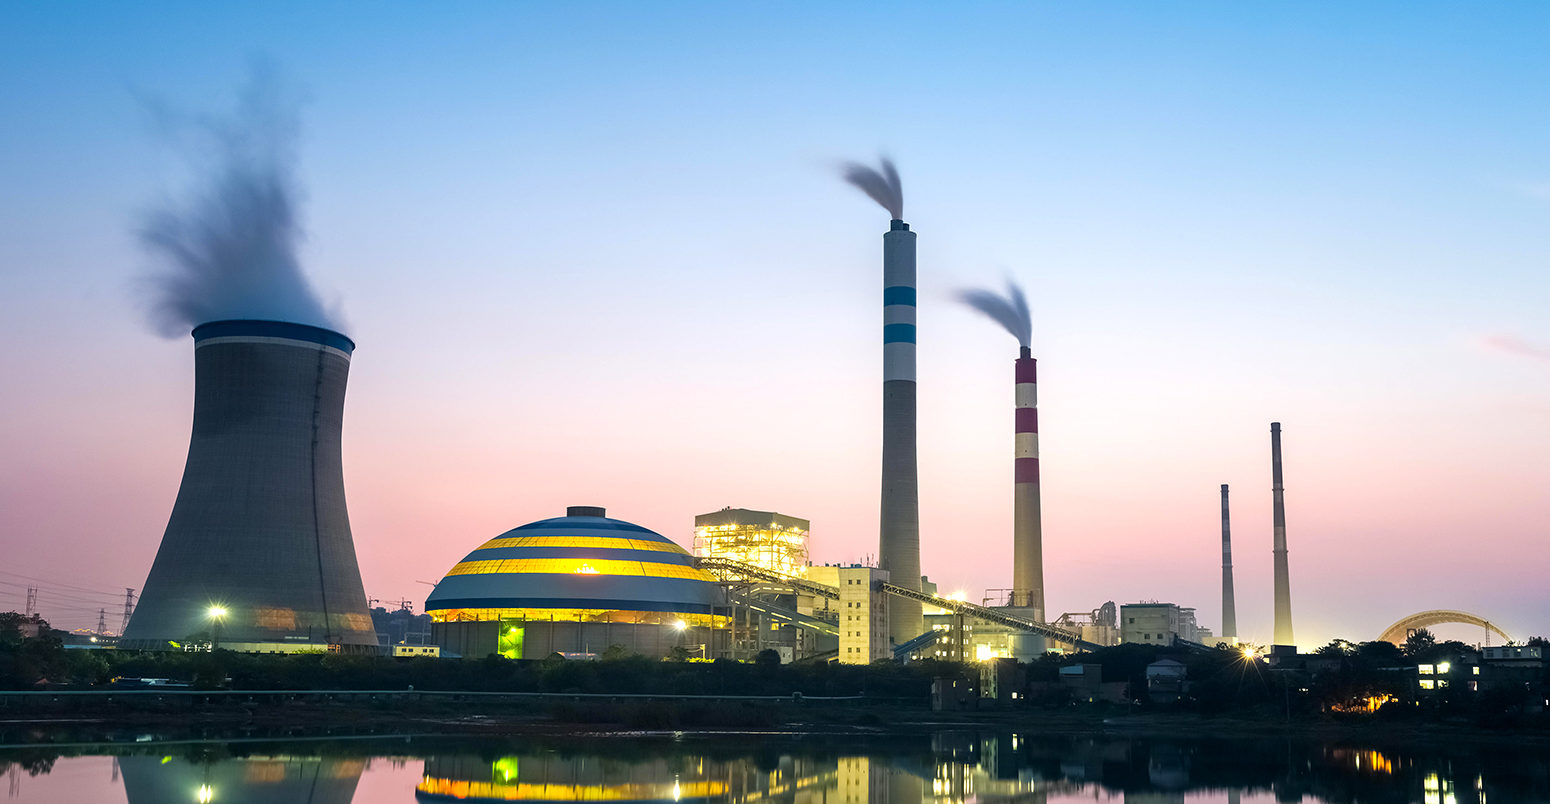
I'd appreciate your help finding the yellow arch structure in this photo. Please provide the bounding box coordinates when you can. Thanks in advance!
[1378,610,1511,646]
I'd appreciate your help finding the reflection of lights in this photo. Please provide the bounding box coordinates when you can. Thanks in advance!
[196,784,214,803]
[573,564,600,575]
[1423,772,1458,804]
[673,778,682,801]
[673,620,688,632]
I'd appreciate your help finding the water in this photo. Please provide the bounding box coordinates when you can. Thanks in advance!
[3,731,1547,803]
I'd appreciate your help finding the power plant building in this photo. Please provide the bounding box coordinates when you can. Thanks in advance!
[693,507,810,579]
[822,565,891,664]
[1120,603,1212,646]
[122,320,377,652]
[426,506,727,659]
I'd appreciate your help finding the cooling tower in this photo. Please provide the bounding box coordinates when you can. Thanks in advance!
[881,218,922,642]
[1012,346,1044,621]
[1270,422,1294,646]
[121,319,376,650]
[1220,483,1236,640]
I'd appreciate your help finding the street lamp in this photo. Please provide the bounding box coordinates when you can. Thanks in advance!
[206,606,228,651]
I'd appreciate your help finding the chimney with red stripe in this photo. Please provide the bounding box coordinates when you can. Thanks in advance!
[1013,345,1044,620]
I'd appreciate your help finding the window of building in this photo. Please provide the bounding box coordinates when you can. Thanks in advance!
[1419,679,1435,690]
[1418,664,1433,675]
[1437,661,1451,674]
[1437,680,1448,688]
[1472,666,1480,675]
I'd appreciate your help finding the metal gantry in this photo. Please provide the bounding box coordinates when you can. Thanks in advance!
[694,556,1101,652]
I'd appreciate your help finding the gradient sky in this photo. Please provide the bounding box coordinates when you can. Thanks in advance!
[2,2,1547,647]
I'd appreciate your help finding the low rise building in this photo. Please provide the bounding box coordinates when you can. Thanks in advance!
[1120,603,1211,645]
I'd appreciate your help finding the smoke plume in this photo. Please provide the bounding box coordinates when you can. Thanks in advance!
[957,279,1032,348]
[840,157,904,220]
[1483,333,1550,363]
[139,68,340,336]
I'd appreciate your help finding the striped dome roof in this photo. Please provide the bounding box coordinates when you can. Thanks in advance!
[425,507,723,615]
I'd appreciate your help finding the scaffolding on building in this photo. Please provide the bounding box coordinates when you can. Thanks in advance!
[693,507,811,580]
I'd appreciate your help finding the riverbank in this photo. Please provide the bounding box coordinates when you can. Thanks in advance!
[3,695,1547,750]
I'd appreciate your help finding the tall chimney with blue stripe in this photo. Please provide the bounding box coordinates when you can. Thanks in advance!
[841,158,920,644]
[881,218,923,642]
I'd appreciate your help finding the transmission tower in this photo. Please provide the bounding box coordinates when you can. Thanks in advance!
[120,588,136,635]
[96,609,107,635]
[24,587,37,618]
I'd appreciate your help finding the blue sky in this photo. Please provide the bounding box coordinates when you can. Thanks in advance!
[2,3,1547,643]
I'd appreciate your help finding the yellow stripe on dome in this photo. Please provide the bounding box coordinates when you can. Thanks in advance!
[445,557,715,581]
[475,535,686,553]
[417,778,728,801]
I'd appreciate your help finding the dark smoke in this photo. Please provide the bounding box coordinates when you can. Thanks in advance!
[840,157,904,220]
[139,68,340,337]
[957,279,1032,348]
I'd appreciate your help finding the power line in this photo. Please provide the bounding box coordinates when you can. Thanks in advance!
[0,569,132,599]
[0,580,127,606]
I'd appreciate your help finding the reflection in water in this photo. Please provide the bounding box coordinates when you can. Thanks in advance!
[416,754,732,801]
[5,732,1550,803]
[119,755,364,804]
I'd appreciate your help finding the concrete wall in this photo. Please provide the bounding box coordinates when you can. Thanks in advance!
[434,618,715,660]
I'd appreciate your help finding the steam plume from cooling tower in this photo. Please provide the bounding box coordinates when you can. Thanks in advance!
[139,68,339,337]
[956,279,1032,348]
[840,157,904,220]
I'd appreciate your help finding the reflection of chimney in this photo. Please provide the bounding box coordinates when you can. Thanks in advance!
[1012,346,1044,621]
[123,320,377,650]
[880,218,922,643]
[1220,484,1236,640]
[1271,422,1295,646]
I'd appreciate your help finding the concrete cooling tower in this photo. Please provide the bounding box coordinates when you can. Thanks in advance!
[121,319,376,651]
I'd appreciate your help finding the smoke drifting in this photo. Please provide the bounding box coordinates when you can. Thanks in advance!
[840,157,904,220]
[139,69,340,337]
[957,279,1032,348]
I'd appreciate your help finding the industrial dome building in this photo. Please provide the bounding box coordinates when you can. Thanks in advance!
[426,506,727,659]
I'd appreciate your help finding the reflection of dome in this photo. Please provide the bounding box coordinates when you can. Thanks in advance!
[415,755,726,803]
[425,506,723,624]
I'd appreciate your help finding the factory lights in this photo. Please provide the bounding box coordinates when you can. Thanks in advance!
[693,514,811,580]
[206,605,227,650]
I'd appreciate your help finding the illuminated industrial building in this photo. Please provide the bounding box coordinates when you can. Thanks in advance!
[693,507,811,579]
[426,506,727,659]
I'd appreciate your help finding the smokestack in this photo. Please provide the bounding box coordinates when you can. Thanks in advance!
[122,320,377,650]
[1220,484,1236,640]
[1270,422,1294,646]
[1013,346,1044,620]
[880,217,923,641]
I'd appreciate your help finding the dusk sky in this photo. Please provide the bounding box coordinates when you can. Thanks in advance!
[2,2,1547,647]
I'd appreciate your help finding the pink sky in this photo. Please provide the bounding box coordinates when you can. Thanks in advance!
[3,3,1549,649]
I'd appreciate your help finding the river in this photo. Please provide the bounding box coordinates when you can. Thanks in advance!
[3,730,1546,803]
